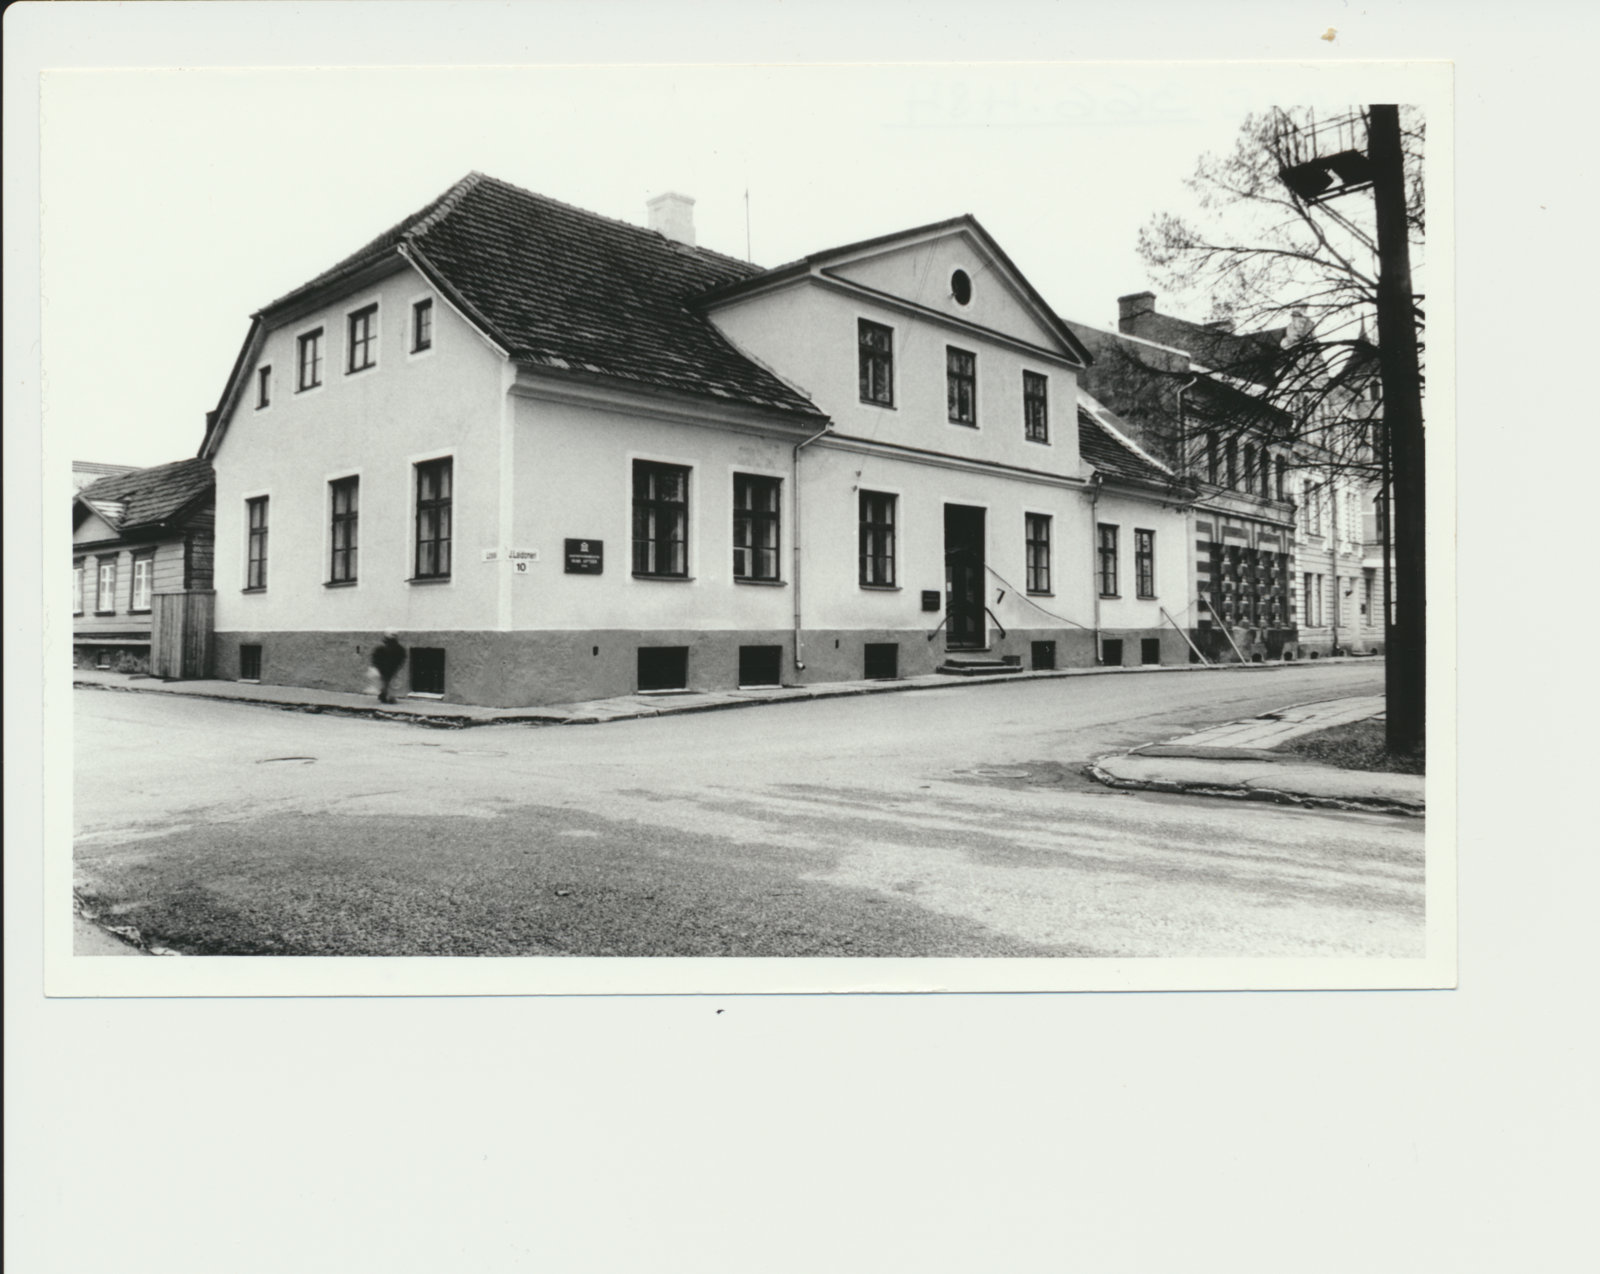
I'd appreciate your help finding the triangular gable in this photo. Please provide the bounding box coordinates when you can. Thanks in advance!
[73,502,122,544]
[823,225,1077,358]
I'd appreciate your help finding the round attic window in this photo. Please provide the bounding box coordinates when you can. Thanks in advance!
[950,269,973,305]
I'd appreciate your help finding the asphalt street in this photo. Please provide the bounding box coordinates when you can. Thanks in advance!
[73,662,1423,957]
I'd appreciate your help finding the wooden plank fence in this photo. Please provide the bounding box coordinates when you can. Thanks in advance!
[151,590,215,680]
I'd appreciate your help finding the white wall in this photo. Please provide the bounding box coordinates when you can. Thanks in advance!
[709,275,1083,480]
[1091,489,1191,632]
[508,392,800,633]
[212,265,507,634]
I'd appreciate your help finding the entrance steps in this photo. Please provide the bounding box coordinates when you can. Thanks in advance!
[937,657,1023,677]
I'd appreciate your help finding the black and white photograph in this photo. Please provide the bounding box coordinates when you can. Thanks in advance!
[10,4,1597,1274]
[39,54,1453,994]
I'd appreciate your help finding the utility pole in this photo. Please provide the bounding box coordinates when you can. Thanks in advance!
[1275,105,1425,754]
[1368,105,1425,754]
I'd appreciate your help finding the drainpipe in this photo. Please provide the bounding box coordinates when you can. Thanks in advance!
[791,422,833,674]
[1329,469,1341,656]
[1089,472,1104,662]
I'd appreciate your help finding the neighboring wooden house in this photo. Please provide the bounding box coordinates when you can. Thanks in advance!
[197,173,1194,707]
[73,458,216,676]
[72,461,136,494]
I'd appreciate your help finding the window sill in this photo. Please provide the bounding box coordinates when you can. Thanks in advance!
[129,607,152,615]
[295,384,322,394]
[734,577,787,587]
[1025,436,1050,446]
[859,583,901,592]
[407,575,452,585]
[241,587,266,595]
[1026,591,1054,598]
[324,579,358,589]
[859,399,896,410]
[1099,593,1121,600]
[410,344,433,356]
[346,364,376,376]
[406,692,444,700]
[1137,593,1157,601]
[93,610,117,617]
[948,420,978,429]
[632,573,694,582]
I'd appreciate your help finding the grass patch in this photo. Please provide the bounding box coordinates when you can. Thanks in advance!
[1275,717,1425,775]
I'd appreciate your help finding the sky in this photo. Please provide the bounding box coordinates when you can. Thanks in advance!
[38,57,1440,469]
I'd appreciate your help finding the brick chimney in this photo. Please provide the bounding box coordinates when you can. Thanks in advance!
[647,192,696,246]
[1117,291,1156,334]
[1287,307,1315,344]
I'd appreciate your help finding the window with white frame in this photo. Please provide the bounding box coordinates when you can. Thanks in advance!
[246,496,269,590]
[96,557,117,613]
[73,561,84,615]
[297,328,324,391]
[1135,529,1156,599]
[347,304,378,373]
[1097,524,1119,597]
[947,346,976,425]
[859,491,896,587]
[131,554,154,612]
[257,365,271,409]
[632,460,689,578]
[1023,371,1048,442]
[412,298,433,352]
[329,476,359,583]
[732,474,780,582]
[414,459,453,580]
[858,319,894,406]
[1025,513,1051,593]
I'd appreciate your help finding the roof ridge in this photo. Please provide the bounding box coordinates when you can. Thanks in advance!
[406,171,488,242]
[468,173,765,276]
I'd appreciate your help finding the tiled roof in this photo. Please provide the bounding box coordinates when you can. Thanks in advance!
[1122,312,1286,386]
[1077,404,1175,489]
[75,457,214,531]
[263,173,823,420]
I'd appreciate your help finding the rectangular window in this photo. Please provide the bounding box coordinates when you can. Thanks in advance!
[1097,524,1119,597]
[73,562,84,615]
[238,643,263,681]
[738,645,783,688]
[246,496,269,590]
[256,366,271,409]
[1135,529,1156,599]
[131,554,154,612]
[632,460,689,578]
[297,328,324,391]
[347,304,378,373]
[858,319,894,406]
[1025,513,1052,594]
[414,458,453,580]
[96,557,117,613]
[1206,432,1220,484]
[733,474,781,582]
[863,643,899,680]
[410,647,446,696]
[1023,371,1048,442]
[638,646,688,692]
[859,491,897,587]
[947,346,976,425]
[412,298,433,352]
[329,476,359,583]
[1225,439,1237,488]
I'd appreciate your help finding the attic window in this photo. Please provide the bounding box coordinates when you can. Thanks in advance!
[950,269,973,306]
[256,366,271,409]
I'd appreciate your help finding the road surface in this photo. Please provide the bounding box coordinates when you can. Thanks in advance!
[73,663,1423,957]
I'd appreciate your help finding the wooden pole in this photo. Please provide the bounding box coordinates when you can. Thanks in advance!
[1368,105,1426,754]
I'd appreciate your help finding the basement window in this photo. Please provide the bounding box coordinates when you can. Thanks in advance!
[410,647,446,696]
[638,646,688,692]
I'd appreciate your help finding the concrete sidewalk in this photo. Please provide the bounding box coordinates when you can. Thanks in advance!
[71,655,1381,729]
[1089,695,1424,816]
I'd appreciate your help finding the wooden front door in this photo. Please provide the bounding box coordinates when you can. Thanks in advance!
[944,504,986,650]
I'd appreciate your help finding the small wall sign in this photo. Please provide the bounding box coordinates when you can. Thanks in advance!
[564,539,604,575]
[921,590,942,612]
